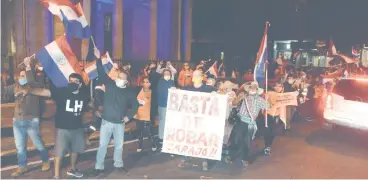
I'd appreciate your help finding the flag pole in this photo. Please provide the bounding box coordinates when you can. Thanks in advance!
[265,21,270,128]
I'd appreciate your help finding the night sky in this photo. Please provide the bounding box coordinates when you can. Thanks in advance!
[193,0,368,55]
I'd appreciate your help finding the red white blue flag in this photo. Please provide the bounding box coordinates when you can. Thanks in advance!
[40,0,91,39]
[36,35,88,87]
[253,22,269,88]
[206,62,219,78]
[84,52,114,80]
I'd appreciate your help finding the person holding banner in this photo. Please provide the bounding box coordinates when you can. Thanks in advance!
[177,70,217,171]
[227,82,268,168]
[263,82,284,155]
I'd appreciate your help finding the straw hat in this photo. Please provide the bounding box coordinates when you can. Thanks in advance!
[243,81,264,95]
[221,80,239,90]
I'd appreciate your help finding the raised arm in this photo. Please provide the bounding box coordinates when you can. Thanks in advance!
[28,88,51,97]
[95,49,114,85]
[23,57,43,88]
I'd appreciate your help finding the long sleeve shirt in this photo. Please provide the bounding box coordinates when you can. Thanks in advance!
[156,64,177,80]
[14,70,43,120]
[97,58,139,123]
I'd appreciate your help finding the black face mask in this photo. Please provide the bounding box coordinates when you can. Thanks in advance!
[68,83,79,92]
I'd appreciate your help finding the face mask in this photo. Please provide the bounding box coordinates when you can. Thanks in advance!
[249,91,257,95]
[68,83,79,93]
[288,79,294,84]
[164,75,171,81]
[37,66,43,71]
[115,79,128,88]
[192,78,202,84]
[18,79,27,86]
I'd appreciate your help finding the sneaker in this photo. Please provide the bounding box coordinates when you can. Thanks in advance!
[241,160,249,168]
[202,161,208,171]
[137,148,142,152]
[264,147,271,156]
[114,167,128,174]
[66,169,83,178]
[92,169,104,177]
[178,160,186,168]
[41,161,51,171]
[52,176,60,180]
[151,142,157,151]
[224,156,232,164]
[11,167,27,177]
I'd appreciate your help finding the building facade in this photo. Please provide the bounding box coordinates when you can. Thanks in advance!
[1,0,193,74]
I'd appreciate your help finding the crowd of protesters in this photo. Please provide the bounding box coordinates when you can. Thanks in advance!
[3,47,368,178]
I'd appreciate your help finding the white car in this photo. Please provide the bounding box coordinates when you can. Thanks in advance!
[324,78,368,130]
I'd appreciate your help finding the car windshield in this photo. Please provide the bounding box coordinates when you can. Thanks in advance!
[333,79,368,103]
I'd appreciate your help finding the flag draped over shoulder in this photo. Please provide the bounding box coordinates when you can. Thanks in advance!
[84,52,114,80]
[36,35,88,87]
[253,22,269,88]
[39,0,91,38]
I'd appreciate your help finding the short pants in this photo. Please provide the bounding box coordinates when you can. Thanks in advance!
[55,128,85,157]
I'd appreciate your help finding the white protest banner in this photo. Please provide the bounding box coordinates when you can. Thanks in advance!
[275,91,298,107]
[162,89,228,161]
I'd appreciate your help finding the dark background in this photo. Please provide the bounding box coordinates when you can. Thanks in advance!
[192,0,368,60]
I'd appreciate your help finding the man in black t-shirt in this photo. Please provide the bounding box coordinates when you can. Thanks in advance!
[49,73,89,179]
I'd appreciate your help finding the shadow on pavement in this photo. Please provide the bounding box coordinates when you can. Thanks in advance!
[305,127,368,157]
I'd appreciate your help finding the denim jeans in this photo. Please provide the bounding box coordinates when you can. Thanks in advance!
[157,107,167,140]
[95,119,125,170]
[13,118,49,167]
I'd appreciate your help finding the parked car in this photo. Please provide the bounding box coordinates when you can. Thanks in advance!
[324,78,368,130]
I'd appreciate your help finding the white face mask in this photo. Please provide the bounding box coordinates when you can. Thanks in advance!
[164,75,171,81]
[37,66,43,71]
[288,79,294,84]
[249,91,257,95]
[115,79,127,88]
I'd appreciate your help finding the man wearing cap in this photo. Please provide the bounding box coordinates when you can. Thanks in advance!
[227,82,268,168]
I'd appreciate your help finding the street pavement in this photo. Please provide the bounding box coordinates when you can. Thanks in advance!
[1,118,368,179]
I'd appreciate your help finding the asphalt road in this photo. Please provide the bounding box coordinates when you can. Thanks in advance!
[1,119,368,179]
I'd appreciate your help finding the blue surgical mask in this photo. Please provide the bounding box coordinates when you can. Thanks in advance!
[19,79,27,86]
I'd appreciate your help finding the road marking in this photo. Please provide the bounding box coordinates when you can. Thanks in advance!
[1,138,143,172]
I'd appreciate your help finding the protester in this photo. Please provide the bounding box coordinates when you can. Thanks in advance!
[133,77,157,152]
[157,61,177,80]
[178,62,193,87]
[227,82,268,168]
[156,69,175,148]
[217,81,238,155]
[147,62,161,125]
[282,74,297,131]
[93,48,139,176]
[264,82,283,155]
[10,57,50,177]
[178,70,216,171]
[46,72,90,179]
